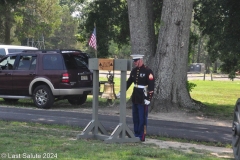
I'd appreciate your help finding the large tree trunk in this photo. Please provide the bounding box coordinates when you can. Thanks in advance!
[151,0,198,111]
[126,0,156,107]
[127,0,199,111]
[127,0,156,61]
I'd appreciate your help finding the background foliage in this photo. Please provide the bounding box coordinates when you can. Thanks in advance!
[0,0,240,75]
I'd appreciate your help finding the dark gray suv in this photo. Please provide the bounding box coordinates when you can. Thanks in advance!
[0,50,93,109]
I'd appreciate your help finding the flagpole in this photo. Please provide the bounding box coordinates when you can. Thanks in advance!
[94,22,97,58]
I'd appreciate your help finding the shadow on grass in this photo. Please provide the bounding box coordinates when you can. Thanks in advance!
[200,103,234,120]
[192,99,234,120]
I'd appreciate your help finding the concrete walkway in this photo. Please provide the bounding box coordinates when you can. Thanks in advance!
[144,139,233,159]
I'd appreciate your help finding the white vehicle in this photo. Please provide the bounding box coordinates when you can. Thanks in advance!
[0,45,38,57]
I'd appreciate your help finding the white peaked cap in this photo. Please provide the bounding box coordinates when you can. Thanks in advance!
[130,54,144,60]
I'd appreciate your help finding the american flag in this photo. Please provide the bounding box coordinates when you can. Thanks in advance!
[89,28,97,50]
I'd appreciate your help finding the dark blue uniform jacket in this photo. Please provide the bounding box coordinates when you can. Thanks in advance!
[126,64,155,104]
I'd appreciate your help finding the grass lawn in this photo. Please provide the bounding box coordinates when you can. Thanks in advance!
[0,78,238,121]
[189,80,240,120]
[0,121,230,160]
[0,79,237,159]
[99,78,239,121]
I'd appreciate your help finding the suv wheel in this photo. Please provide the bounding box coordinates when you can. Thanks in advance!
[68,94,87,105]
[33,85,54,109]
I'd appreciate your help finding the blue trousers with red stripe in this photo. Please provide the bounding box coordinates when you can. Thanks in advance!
[132,103,148,141]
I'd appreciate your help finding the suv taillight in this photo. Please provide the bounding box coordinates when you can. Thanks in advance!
[62,73,69,83]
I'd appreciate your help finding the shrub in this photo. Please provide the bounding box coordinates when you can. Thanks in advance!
[187,81,196,92]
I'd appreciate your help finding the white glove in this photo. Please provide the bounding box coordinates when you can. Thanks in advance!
[116,92,121,99]
[144,99,150,105]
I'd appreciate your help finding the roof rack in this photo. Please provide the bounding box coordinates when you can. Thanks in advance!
[22,49,81,53]
[21,50,90,58]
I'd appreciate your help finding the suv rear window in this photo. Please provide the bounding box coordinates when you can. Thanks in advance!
[43,54,64,70]
[62,54,88,70]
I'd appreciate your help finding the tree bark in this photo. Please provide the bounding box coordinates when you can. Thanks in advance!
[126,0,156,107]
[127,0,156,62]
[151,0,198,111]
[127,0,199,111]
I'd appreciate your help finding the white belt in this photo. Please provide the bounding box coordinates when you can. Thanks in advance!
[134,84,147,89]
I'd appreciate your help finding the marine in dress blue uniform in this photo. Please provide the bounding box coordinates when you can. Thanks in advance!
[126,54,155,141]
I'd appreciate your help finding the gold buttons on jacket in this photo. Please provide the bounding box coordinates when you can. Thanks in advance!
[136,69,139,84]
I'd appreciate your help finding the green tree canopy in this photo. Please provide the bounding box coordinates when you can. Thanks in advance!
[14,0,62,45]
[194,0,240,78]
[77,0,129,58]
[0,0,25,44]
[77,0,162,58]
